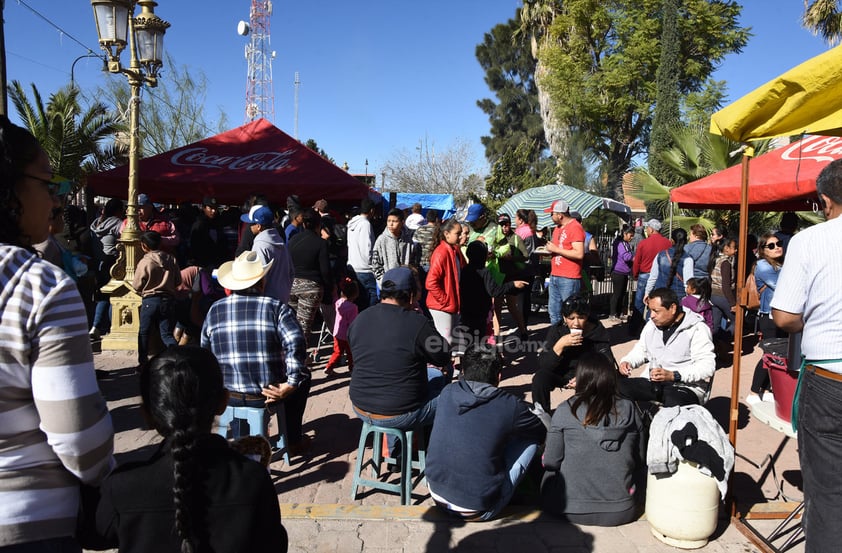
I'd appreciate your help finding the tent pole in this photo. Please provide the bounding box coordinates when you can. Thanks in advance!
[727,148,753,516]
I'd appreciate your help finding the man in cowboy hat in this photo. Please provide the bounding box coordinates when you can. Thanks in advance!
[201,250,312,456]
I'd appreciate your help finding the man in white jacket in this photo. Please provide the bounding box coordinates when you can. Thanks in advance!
[618,287,716,407]
[347,198,378,307]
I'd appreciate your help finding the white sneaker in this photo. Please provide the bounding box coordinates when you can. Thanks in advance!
[745,394,761,406]
[762,392,776,403]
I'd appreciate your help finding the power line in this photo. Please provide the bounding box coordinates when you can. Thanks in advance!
[17,0,100,55]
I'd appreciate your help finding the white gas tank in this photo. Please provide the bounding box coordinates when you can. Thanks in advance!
[645,460,720,549]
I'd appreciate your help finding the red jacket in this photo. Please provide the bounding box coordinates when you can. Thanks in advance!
[632,232,671,278]
[425,241,464,314]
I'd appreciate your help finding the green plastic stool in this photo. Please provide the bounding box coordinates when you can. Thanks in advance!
[350,421,426,505]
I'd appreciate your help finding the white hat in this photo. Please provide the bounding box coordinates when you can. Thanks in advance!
[216,251,274,291]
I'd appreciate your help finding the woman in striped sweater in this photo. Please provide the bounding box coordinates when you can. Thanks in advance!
[0,115,114,550]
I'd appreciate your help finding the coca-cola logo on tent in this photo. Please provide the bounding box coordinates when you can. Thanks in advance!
[170,147,295,171]
[782,135,842,163]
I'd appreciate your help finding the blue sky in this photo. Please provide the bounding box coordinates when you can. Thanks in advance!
[4,0,831,184]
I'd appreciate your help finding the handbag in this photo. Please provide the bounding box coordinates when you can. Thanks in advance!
[745,269,766,310]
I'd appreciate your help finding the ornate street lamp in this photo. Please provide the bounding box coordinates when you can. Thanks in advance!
[91,0,169,349]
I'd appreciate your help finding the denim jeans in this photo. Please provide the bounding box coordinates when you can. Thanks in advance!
[548,276,581,326]
[798,368,842,553]
[137,295,177,365]
[356,271,378,307]
[354,367,446,453]
[634,273,650,314]
[92,299,111,334]
[479,440,539,520]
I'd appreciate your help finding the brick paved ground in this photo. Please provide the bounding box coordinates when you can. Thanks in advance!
[91,308,803,552]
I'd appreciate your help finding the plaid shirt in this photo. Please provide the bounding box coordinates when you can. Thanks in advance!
[201,294,308,395]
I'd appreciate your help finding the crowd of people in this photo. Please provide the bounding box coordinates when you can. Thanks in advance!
[2,110,836,552]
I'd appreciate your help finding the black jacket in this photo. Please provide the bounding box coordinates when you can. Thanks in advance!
[538,318,616,375]
[426,380,546,511]
[91,435,287,553]
[348,302,451,415]
[459,265,517,331]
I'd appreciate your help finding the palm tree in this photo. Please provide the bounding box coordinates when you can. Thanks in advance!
[9,81,126,192]
[630,124,779,234]
[803,0,842,44]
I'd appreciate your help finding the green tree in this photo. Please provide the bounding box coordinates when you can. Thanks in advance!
[9,81,126,188]
[648,0,682,187]
[803,0,842,44]
[522,0,749,200]
[484,140,556,202]
[303,138,335,164]
[97,55,227,157]
[476,14,550,172]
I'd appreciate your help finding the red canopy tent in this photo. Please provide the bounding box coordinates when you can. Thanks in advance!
[86,118,372,206]
[669,134,841,211]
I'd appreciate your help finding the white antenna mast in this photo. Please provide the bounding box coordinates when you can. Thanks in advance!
[294,71,300,139]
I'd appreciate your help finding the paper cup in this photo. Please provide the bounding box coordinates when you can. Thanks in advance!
[570,328,583,336]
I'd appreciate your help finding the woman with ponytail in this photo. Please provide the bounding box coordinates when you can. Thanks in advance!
[644,227,693,302]
[94,347,287,553]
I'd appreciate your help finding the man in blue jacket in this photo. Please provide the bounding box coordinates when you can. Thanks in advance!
[426,345,546,521]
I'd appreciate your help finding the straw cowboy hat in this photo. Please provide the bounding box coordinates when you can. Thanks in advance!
[216,251,274,291]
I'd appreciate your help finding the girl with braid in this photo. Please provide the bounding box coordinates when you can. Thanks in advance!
[645,227,693,302]
[93,346,287,553]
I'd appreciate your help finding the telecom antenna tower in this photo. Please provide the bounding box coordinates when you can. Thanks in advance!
[240,1,275,122]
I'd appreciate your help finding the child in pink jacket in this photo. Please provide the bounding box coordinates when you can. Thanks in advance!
[325,278,359,376]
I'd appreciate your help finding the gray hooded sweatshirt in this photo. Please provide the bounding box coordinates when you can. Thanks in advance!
[253,227,295,303]
[541,396,646,520]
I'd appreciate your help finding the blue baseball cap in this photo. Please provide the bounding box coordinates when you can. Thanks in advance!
[240,205,274,227]
[464,204,486,223]
[381,267,414,292]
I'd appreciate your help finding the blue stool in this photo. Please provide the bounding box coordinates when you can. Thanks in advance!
[350,421,426,505]
[216,405,290,465]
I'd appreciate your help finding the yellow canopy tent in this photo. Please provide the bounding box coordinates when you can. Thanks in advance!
[705,42,842,547]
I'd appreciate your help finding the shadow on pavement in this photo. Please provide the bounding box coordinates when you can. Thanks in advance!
[422,509,595,552]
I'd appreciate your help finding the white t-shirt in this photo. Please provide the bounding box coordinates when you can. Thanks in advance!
[771,215,842,368]
[405,213,425,231]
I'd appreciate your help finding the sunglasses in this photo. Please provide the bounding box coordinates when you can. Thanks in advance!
[562,296,591,316]
[764,241,783,250]
[24,173,58,194]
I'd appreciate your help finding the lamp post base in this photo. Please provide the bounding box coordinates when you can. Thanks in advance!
[100,280,141,351]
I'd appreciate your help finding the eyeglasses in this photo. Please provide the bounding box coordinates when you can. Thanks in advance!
[764,241,783,250]
[24,173,59,194]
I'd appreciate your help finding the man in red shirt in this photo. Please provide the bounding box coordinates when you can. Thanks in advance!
[543,200,584,325]
[630,219,671,331]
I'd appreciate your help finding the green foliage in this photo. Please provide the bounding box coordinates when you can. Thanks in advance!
[683,79,727,130]
[628,124,779,233]
[484,140,555,202]
[303,138,335,163]
[476,13,550,171]
[803,0,842,44]
[97,55,227,157]
[533,0,749,199]
[9,81,126,189]
[649,0,682,186]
